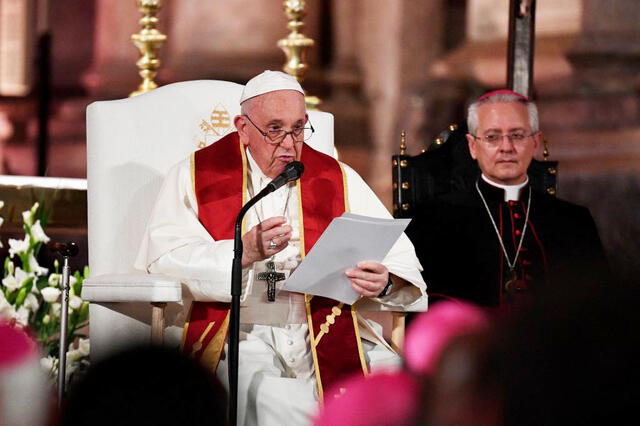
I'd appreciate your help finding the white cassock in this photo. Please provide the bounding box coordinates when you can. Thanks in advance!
[135,148,427,426]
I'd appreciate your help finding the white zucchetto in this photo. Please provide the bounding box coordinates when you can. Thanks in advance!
[240,70,305,104]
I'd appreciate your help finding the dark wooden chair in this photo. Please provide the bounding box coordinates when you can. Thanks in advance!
[392,122,559,219]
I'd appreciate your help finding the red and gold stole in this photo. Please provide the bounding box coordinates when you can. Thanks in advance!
[181,132,367,399]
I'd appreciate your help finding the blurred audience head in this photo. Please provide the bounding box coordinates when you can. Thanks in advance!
[496,283,640,426]
[0,322,50,426]
[415,282,640,426]
[61,344,228,426]
[417,330,501,426]
[314,370,420,426]
[404,300,490,376]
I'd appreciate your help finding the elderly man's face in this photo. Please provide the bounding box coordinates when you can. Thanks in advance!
[467,101,540,185]
[235,90,306,179]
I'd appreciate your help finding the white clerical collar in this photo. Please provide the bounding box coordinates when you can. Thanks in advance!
[245,148,269,182]
[481,174,529,202]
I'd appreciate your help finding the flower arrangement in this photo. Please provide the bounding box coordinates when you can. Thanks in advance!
[0,201,90,383]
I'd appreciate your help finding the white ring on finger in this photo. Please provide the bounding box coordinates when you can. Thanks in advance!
[268,239,277,249]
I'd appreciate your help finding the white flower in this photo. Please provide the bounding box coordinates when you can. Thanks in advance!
[41,287,61,303]
[0,216,4,227]
[40,356,57,374]
[69,275,77,286]
[7,260,14,275]
[0,291,16,320]
[22,209,33,227]
[48,273,61,287]
[22,202,39,227]
[0,200,4,209]
[14,305,30,326]
[28,253,49,276]
[64,358,80,382]
[4,267,33,293]
[15,267,31,286]
[77,338,90,357]
[23,293,40,312]
[67,338,90,363]
[30,279,39,294]
[66,349,81,362]
[69,295,82,310]
[51,302,61,317]
[8,236,29,258]
[2,274,19,292]
[30,220,50,243]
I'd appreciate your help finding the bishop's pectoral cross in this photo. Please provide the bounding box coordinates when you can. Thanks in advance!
[257,261,286,302]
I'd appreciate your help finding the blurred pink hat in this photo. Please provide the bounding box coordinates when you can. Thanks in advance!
[404,300,489,376]
[0,322,50,426]
[314,370,420,426]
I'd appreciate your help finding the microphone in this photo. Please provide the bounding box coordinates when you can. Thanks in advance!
[48,241,79,257]
[228,159,303,423]
[267,161,304,192]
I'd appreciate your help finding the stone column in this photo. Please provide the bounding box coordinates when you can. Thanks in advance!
[162,0,321,83]
[539,0,640,173]
[567,0,640,91]
[544,0,640,287]
[321,0,370,176]
[357,0,444,205]
[82,0,145,98]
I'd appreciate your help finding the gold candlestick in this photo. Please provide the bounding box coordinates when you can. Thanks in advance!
[130,0,166,97]
[277,0,320,109]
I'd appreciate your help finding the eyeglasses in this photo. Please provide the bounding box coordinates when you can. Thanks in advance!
[472,132,538,146]
[243,115,315,144]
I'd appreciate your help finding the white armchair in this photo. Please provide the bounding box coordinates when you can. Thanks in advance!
[82,80,337,361]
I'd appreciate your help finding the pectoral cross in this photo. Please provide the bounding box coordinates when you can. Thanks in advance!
[257,261,286,302]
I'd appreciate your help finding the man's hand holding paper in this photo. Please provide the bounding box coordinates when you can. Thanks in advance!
[282,213,411,304]
[345,260,389,298]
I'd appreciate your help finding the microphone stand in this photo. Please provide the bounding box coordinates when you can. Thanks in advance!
[49,242,79,407]
[229,185,278,426]
[228,161,304,425]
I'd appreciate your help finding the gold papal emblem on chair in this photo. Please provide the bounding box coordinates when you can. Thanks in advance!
[197,103,232,148]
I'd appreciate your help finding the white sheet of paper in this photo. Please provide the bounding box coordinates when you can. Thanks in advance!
[282,213,411,304]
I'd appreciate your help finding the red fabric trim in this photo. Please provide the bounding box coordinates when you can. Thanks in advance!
[182,302,230,361]
[300,143,366,394]
[182,133,245,367]
[526,218,549,272]
[194,132,244,240]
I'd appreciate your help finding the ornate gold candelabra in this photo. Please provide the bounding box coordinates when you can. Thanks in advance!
[277,0,320,109]
[130,0,166,97]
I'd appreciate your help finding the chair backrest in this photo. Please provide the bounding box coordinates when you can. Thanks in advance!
[85,80,335,356]
[392,122,558,218]
[87,80,335,276]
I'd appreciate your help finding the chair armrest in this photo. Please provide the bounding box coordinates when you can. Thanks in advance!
[81,273,182,303]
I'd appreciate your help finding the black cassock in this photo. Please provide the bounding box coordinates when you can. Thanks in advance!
[406,178,609,309]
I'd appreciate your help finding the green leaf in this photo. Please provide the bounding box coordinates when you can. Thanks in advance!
[36,276,48,290]
[78,302,89,321]
[18,252,30,272]
[15,286,28,307]
[33,241,43,257]
[21,276,35,291]
[72,271,82,294]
